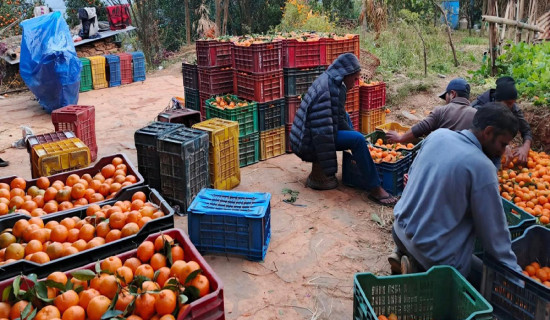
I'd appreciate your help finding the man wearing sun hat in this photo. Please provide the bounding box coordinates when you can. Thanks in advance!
[387,78,477,144]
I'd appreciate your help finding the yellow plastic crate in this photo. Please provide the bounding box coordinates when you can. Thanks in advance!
[260,126,286,160]
[88,56,108,89]
[360,109,386,134]
[31,138,91,178]
[192,118,240,190]
[375,122,410,134]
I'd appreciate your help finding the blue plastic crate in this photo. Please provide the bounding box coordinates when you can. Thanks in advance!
[187,188,271,261]
[104,54,121,87]
[131,51,146,82]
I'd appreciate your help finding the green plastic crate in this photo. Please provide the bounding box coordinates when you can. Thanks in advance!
[353,266,493,320]
[205,95,258,137]
[79,57,93,92]
[238,132,259,167]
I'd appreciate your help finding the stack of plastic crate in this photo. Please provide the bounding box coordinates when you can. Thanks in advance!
[51,105,98,162]
[359,81,387,134]
[30,138,90,178]
[182,62,200,112]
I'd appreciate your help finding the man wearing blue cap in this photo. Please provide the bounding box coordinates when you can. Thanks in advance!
[386,78,477,144]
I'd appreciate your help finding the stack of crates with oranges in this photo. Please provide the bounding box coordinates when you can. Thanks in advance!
[359,80,387,134]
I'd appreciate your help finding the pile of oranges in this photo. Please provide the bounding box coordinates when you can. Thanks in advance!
[368,145,405,164]
[359,79,384,87]
[209,95,250,110]
[374,139,415,151]
[378,314,398,320]
[1,234,209,320]
[0,157,139,217]
[0,190,166,266]
[498,150,550,224]
[522,262,550,287]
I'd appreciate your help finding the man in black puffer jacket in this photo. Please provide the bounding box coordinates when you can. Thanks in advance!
[290,53,396,205]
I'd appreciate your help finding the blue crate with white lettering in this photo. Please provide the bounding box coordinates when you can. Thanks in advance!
[131,51,146,82]
[187,188,271,261]
[104,54,121,87]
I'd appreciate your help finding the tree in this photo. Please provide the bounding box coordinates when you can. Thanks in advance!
[185,0,191,43]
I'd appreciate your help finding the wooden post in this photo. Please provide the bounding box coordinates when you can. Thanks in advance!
[488,0,498,76]
[481,0,487,36]
[516,0,525,42]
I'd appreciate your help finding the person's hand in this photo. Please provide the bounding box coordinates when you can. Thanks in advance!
[386,131,401,143]
[513,145,530,164]
[503,145,514,165]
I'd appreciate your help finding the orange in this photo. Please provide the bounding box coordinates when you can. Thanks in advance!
[78,224,95,242]
[73,198,88,207]
[171,245,184,262]
[101,256,123,273]
[541,216,550,224]
[28,216,44,228]
[125,175,137,184]
[155,289,176,315]
[154,235,173,252]
[78,288,100,309]
[123,257,142,273]
[61,216,77,229]
[0,203,8,216]
[156,267,171,287]
[46,242,64,260]
[10,301,31,320]
[25,240,43,255]
[9,196,24,210]
[98,184,110,197]
[101,164,116,178]
[22,224,40,242]
[131,200,144,211]
[72,239,87,252]
[0,188,10,200]
[121,223,139,238]
[5,243,24,260]
[127,316,143,320]
[86,295,111,320]
[35,305,60,320]
[13,219,30,238]
[137,241,155,263]
[114,175,126,184]
[95,222,111,238]
[116,266,133,285]
[537,269,549,282]
[93,173,105,183]
[114,289,134,311]
[115,164,127,174]
[188,274,209,297]
[108,212,126,230]
[69,277,87,291]
[150,253,166,271]
[152,211,165,219]
[44,187,58,202]
[105,230,122,243]
[30,228,51,244]
[112,157,124,166]
[62,246,79,257]
[30,251,50,263]
[10,178,26,190]
[138,217,152,229]
[71,183,86,200]
[109,183,122,194]
[65,174,80,187]
[132,192,147,203]
[32,196,45,208]
[170,260,187,278]
[66,229,80,243]
[43,202,58,214]
[86,237,106,249]
[126,211,142,224]
[86,204,101,217]
[378,316,388,320]
[178,261,200,285]
[45,220,60,230]
[58,201,74,211]
[21,201,37,213]
[0,302,10,319]
[140,207,154,218]
[36,177,50,190]
[159,315,175,320]
[140,280,160,293]
[135,293,156,320]
[98,274,118,299]
[0,183,9,191]
[55,190,71,203]
[135,264,155,280]
[50,225,69,243]
[526,265,536,276]
[61,306,85,320]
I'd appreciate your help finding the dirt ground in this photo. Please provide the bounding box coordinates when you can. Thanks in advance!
[0,61,452,319]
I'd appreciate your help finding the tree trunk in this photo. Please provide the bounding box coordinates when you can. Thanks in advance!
[238,0,252,33]
[516,0,525,42]
[215,0,222,37]
[488,0,498,75]
[432,0,459,67]
[481,0,488,36]
[411,23,428,77]
[185,0,191,44]
[222,0,229,35]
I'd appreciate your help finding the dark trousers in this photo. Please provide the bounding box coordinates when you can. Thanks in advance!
[391,226,426,272]
[336,130,381,190]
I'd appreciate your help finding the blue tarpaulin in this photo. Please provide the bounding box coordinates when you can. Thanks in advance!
[19,12,81,113]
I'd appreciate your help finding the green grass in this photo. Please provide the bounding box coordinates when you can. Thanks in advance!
[460,36,487,45]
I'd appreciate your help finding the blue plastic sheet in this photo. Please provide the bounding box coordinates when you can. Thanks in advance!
[20,12,81,113]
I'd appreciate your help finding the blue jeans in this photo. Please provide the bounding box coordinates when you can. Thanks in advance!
[336,130,381,190]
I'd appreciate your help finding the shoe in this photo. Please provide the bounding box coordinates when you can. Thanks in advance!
[0,158,8,167]
[388,252,402,274]
[401,255,413,275]
[306,162,338,190]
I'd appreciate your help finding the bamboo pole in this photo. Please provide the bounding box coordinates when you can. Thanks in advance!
[488,0,498,76]
[482,15,544,31]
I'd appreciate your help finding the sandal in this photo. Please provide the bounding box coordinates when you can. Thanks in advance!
[367,194,398,207]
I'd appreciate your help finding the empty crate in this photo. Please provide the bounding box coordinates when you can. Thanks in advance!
[31,138,90,178]
[260,126,286,160]
[184,87,201,112]
[117,53,133,84]
[87,56,108,89]
[131,51,146,82]
[239,132,260,167]
[283,66,325,96]
[51,105,97,161]
[157,108,201,127]
[104,54,121,87]
[79,57,93,92]
[182,62,199,90]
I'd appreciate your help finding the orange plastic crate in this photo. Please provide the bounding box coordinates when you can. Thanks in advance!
[360,109,386,134]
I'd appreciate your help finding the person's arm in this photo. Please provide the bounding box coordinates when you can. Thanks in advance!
[513,107,533,163]
[386,129,416,144]
[471,180,519,271]
[409,108,442,139]
[338,108,352,131]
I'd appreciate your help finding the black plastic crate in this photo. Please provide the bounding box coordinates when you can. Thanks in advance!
[0,185,174,281]
[239,132,259,167]
[157,127,210,214]
[283,66,325,96]
[258,98,285,132]
[134,122,184,191]
[182,62,199,90]
[184,87,201,112]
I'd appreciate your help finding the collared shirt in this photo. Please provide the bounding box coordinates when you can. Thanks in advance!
[411,97,477,138]
[393,128,518,276]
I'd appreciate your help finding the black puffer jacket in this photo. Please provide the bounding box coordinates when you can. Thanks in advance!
[290,53,361,176]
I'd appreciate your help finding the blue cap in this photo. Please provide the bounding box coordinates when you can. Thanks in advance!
[438,78,470,100]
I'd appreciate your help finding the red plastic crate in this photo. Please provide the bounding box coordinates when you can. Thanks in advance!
[234,70,283,103]
[199,92,211,119]
[324,35,360,65]
[346,87,360,113]
[360,82,387,111]
[51,105,97,161]
[285,96,301,125]
[196,40,233,68]
[349,111,359,131]
[283,39,326,68]
[198,66,234,95]
[117,53,133,84]
[232,41,282,73]
[285,124,292,153]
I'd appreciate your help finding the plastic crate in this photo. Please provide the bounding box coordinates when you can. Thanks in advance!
[0,185,173,281]
[31,138,90,178]
[283,66,325,96]
[198,66,234,95]
[239,132,259,167]
[87,56,108,89]
[324,35,360,65]
[157,127,209,214]
[349,111,359,131]
[258,98,285,131]
[234,70,284,103]
[232,41,282,73]
[346,86,360,113]
[131,51,146,81]
[26,131,75,153]
[342,150,411,196]
[354,266,493,320]
[376,122,410,133]
[360,82,387,111]
[282,38,326,68]
[260,126,286,160]
[0,153,144,221]
[104,54,121,87]
[360,109,386,134]
[187,188,271,261]
[192,119,240,190]
[79,57,93,92]
[135,122,184,191]
[481,226,550,320]
[205,96,258,137]
[184,87,201,112]
[285,95,301,125]
[182,62,199,90]
[196,39,233,68]
[51,104,97,162]
[364,130,423,160]
[117,53,133,84]
[157,108,201,127]
[199,92,210,120]
[285,124,292,153]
